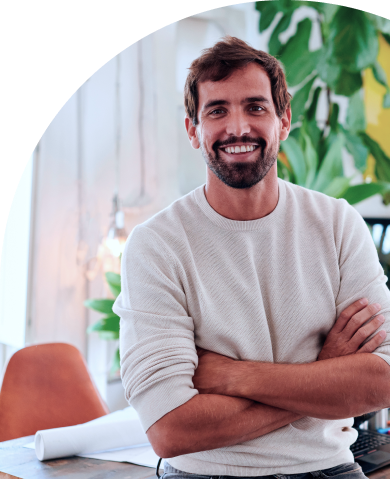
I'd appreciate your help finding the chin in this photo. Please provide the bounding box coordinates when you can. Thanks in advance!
[203,149,277,190]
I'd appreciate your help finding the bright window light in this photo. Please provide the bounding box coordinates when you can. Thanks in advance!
[372,224,384,248]
[382,227,390,255]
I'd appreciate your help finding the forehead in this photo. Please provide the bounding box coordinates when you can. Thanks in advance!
[197,63,273,109]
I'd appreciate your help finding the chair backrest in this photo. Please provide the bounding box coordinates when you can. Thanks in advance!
[0,343,109,442]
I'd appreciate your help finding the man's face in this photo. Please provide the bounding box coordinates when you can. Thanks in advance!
[186,63,290,189]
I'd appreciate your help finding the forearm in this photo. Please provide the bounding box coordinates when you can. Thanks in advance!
[225,354,390,420]
[147,394,301,458]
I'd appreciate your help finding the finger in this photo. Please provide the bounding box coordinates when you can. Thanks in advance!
[348,314,385,350]
[332,298,368,334]
[342,302,382,339]
[357,330,387,354]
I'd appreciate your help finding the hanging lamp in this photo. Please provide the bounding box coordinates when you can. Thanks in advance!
[98,55,127,272]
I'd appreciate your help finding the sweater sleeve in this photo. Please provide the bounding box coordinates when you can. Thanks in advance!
[112,225,198,431]
[335,201,390,366]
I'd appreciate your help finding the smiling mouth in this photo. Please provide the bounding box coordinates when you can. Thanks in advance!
[220,144,259,155]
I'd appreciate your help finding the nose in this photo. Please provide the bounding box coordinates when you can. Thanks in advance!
[225,110,251,137]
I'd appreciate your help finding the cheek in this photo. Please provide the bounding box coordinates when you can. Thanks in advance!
[263,124,281,143]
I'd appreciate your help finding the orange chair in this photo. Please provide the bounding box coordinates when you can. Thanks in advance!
[0,343,109,442]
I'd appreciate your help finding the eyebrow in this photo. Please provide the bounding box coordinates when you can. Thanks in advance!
[203,96,270,110]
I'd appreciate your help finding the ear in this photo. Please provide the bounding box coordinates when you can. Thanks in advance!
[279,106,291,142]
[185,116,200,149]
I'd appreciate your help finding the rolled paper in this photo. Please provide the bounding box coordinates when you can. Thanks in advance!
[34,409,149,461]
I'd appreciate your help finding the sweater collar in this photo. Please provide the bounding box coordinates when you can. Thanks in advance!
[194,178,286,231]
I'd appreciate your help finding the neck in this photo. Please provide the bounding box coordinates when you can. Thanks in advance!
[204,164,279,221]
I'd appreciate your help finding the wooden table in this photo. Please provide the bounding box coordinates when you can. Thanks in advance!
[0,436,160,479]
[2,437,390,479]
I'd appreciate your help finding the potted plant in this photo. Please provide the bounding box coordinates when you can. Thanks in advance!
[84,272,121,374]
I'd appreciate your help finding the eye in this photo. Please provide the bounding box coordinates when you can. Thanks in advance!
[210,108,225,115]
[249,105,264,112]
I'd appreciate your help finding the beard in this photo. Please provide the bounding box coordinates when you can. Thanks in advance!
[200,135,279,189]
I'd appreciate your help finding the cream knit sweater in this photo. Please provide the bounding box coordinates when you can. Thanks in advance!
[113,179,390,475]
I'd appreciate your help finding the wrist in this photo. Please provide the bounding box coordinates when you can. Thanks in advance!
[226,360,261,399]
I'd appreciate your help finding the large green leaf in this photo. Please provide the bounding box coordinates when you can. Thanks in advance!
[105,272,121,298]
[312,134,344,192]
[306,86,322,122]
[334,70,363,97]
[322,176,351,198]
[360,132,390,182]
[372,61,388,88]
[289,127,300,142]
[290,76,316,124]
[317,7,377,95]
[319,3,339,24]
[306,120,322,155]
[280,136,306,185]
[279,19,321,87]
[326,7,379,72]
[256,2,279,32]
[383,33,390,46]
[316,3,340,43]
[84,298,115,314]
[301,92,323,163]
[346,90,366,134]
[343,129,369,172]
[87,313,120,334]
[371,62,390,109]
[317,50,363,96]
[366,13,390,35]
[269,12,293,56]
[329,103,339,132]
[332,70,363,97]
[341,182,390,205]
[302,131,318,188]
[319,130,337,166]
[255,0,328,33]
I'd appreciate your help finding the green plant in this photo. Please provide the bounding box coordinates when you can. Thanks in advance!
[84,272,121,374]
[255,1,390,203]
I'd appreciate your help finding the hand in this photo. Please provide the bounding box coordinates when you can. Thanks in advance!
[317,298,386,361]
[192,348,236,396]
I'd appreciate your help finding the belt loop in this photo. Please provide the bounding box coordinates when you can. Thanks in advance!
[310,472,322,478]
[156,458,163,478]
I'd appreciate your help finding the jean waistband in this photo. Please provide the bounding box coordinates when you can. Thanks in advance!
[164,463,277,479]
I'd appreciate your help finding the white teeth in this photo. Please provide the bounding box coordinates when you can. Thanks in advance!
[224,145,257,154]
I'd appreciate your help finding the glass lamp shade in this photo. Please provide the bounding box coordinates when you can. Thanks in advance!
[94,209,128,278]
[105,211,127,257]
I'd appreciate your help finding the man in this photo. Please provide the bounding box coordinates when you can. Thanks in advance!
[113,37,390,477]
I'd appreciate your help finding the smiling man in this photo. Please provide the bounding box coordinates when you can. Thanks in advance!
[113,37,390,479]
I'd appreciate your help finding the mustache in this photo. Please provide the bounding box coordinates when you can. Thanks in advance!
[212,136,267,153]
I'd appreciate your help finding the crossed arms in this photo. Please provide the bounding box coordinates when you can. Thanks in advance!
[114,207,390,460]
[147,299,390,458]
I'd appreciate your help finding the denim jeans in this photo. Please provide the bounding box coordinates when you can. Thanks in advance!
[161,461,367,479]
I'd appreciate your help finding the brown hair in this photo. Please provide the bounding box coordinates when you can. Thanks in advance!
[184,36,291,126]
